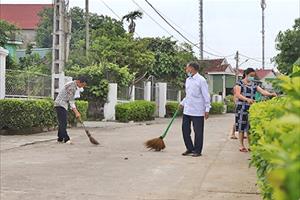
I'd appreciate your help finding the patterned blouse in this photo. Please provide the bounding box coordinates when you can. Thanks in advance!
[54,81,77,110]
[236,80,257,106]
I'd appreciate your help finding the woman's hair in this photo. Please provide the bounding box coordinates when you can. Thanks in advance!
[242,68,255,79]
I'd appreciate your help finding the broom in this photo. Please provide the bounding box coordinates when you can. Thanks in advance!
[78,119,99,145]
[145,109,179,151]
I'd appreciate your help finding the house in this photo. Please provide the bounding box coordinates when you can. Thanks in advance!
[0,4,52,48]
[200,58,237,98]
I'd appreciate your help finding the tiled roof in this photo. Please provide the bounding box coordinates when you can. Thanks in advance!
[0,4,52,30]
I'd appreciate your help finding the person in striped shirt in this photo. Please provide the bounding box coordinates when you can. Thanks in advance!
[54,77,87,144]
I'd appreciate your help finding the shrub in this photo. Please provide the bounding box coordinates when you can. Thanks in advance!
[67,100,88,126]
[0,99,56,130]
[0,99,88,132]
[116,100,156,122]
[249,74,300,200]
[165,101,182,117]
[226,102,235,113]
[209,102,224,114]
[224,95,235,113]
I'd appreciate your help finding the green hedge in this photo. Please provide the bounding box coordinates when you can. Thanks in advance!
[226,102,235,113]
[209,102,224,114]
[224,95,235,113]
[165,101,182,118]
[0,99,88,132]
[249,75,300,200]
[116,100,156,122]
[67,100,88,126]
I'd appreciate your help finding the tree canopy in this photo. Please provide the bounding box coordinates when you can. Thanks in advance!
[274,18,300,75]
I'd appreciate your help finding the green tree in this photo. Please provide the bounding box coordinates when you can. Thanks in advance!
[122,10,143,34]
[274,18,300,75]
[141,37,196,88]
[36,7,53,48]
[66,63,134,119]
[0,19,18,46]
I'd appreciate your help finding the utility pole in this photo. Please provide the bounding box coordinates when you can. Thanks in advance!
[261,0,266,69]
[85,0,89,56]
[199,0,203,60]
[52,0,69,98]
[235,51,239,82]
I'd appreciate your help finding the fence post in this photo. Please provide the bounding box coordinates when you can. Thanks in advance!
[177,90,182,103]
[130,85,135,101]
[104,83,118,121]
[144,81,151,101]
[0,47,9,99]
[155,82,167,118]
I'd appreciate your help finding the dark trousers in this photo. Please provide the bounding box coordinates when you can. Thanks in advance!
[182,114,204,154]
[55,106,70,142]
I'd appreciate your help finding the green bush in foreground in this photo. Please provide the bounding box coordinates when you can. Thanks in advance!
[249,74,300,200]
[116,100,156,122]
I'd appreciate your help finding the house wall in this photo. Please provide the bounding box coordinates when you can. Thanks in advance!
[213,75,223,94]
[261,72,276,90]
[20,29,36,48]
[206,74,214,94]
[4,44,17,60]
[16,48,51,60]
[226,75,236,88]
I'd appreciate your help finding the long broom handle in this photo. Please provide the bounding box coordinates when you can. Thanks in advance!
[78,119,91,137]
[160,109,179,139]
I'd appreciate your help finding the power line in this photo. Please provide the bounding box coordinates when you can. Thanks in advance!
[131,0,174,37]
[144,0,229,58]
[144,2,227,58]
[239,53,273,65]
[100,0,141,37]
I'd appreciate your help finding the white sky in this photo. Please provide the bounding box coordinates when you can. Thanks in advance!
[1,0,299,70]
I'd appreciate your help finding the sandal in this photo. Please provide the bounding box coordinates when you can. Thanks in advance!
[230,136,238,139]
[239,147,248,152]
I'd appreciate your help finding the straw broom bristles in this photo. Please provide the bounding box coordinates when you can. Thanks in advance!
[145,136,165,151]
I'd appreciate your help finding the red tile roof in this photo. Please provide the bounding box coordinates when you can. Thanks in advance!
[0,4,52,30]
[238,69,275,79]
[255,69,275,79]
[199,58,232,73]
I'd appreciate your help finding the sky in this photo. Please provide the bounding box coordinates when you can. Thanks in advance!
[1,0,299,70]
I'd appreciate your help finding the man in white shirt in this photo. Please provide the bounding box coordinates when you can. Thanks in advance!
[180,62,211,157]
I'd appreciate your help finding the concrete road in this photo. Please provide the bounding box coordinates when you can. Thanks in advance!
[0,114,260,200]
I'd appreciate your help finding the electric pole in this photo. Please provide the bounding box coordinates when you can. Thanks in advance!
[235,51,239,82]
[261,0,266,69]
[85,0,89,56]
[199,0,203,60]
[52,0,69,98]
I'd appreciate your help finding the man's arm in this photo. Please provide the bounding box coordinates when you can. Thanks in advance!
[66,83,81,119]
[200,79,211,119]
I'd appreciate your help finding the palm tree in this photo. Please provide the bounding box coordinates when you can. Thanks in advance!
[122,10,143,34]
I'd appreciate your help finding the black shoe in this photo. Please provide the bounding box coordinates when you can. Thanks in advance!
[182,150,193,156]
[192,153,202,157]
[57,138,63,143]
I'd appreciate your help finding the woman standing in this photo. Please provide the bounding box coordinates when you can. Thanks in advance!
[230,85,238,139]
[235,68,277,152]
